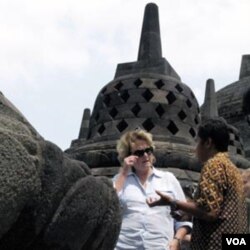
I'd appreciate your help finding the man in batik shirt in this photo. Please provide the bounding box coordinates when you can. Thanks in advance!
[148,118,248,250]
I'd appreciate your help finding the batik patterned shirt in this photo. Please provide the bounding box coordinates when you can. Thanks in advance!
[190,152,248,250]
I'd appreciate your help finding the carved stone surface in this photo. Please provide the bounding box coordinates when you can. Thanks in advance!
[67,3,250,175]
[201,78,249,168]
[67,3,201,174]
[217,55,250,160]
[0,92,121,250]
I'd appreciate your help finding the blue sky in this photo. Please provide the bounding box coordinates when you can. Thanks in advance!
[0,0,249,150]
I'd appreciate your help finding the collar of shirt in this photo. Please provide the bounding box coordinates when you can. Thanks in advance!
[127,166,164,178]
[205,152,229,166]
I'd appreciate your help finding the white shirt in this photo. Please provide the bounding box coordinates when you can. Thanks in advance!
[113,167,192,250]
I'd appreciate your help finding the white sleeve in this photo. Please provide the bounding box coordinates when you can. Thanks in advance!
[166,173,193,231]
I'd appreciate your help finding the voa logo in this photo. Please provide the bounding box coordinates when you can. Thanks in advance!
[226,238,246,246]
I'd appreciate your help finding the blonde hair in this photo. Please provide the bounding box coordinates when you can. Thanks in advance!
[116,129,155,162]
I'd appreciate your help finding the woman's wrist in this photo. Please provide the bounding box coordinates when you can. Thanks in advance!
[173,236,182,246]
[120,165,130,175]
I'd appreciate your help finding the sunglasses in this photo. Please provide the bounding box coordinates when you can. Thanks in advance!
[132,147,154,157]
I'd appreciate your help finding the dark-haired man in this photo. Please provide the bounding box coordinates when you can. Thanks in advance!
[148,118,248,250]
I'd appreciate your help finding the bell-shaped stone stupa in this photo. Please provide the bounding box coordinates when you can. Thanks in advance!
[66,3,201,179]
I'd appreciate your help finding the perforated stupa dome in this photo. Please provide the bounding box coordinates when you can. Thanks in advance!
[66,3,201,176]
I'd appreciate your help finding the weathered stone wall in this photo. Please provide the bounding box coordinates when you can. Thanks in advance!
[217,74,250,160]
[0,92,121,250]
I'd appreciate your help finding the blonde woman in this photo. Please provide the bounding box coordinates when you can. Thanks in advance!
[113,129,192,250]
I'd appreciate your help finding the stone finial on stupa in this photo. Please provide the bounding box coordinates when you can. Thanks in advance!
[201,79,218,120]
[137,3,162,61]
[114,2,180,80]
[243,88,250,125]
[78,108,90,140]
[239,55,250,80]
